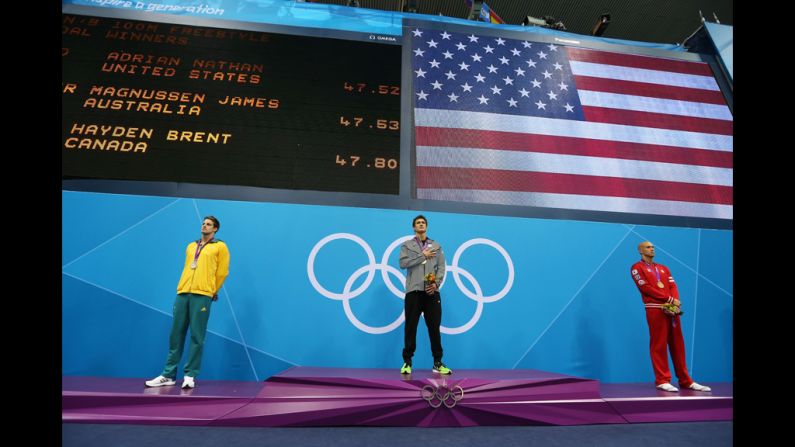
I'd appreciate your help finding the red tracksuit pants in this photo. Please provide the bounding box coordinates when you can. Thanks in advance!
[645,308,693,387]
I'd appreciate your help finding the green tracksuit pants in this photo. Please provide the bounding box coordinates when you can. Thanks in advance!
[161,293,213,379]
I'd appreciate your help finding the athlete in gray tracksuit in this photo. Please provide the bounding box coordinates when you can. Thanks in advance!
[398,215,451,375]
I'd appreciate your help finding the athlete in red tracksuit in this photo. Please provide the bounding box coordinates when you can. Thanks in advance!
[630,241,711,392]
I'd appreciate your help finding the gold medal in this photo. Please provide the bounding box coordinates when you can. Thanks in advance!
[657,281,664,288]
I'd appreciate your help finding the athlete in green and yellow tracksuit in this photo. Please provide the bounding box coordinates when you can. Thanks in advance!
[146,215,230,389]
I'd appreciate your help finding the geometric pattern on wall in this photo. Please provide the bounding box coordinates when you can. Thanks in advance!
[63,191,732,383]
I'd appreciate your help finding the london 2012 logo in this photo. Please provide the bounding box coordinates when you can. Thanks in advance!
[307,233,514,334]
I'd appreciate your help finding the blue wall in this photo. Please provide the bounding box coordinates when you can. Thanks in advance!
[62,190,732,383]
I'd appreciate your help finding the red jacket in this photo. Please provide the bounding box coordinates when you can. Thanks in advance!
[630,261,679,309]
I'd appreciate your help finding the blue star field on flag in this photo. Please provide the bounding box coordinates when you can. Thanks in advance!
[410,27,585,120]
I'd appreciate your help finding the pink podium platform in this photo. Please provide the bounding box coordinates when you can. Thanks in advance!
[62,367,732,427]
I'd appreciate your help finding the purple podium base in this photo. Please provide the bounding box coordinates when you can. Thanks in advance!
[63,367,732,427]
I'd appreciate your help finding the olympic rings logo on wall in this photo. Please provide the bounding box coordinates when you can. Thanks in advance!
[307,233,514,335]
[421,384,464,408]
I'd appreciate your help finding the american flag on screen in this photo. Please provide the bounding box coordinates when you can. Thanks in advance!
[410,27,733,220]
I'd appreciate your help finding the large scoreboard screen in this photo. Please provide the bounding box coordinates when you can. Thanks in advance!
[62,14,401,195]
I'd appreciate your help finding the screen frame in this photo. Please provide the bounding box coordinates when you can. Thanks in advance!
[62,5,733,230]
[401,18,733,230]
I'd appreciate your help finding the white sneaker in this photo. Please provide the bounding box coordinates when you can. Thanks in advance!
[182,376,195,389]
[656,382,679,392]
[145,375,176,387]
[688,382,711,392]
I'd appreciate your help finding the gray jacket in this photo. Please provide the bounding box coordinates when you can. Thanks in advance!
[399,237,446,293]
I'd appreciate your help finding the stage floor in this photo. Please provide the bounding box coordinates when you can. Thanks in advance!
[63,367,732,427]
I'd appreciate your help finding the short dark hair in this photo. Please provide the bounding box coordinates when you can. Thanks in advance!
[412,215,427,227]
[203,215,220,231]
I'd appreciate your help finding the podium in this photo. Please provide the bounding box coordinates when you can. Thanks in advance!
[63,367,732,426]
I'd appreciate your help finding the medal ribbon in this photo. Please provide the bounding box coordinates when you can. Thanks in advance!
[415,236,430,252]
[643,261,662,284]
[193,238,214,265]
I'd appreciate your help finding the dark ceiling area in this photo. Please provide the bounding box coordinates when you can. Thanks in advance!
[310,0,732,45]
